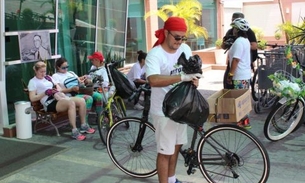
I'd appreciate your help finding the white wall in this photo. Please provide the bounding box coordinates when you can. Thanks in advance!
[291,2,305,24]
[244,4,283,36]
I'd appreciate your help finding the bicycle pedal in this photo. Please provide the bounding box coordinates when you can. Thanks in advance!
[191,169,196,174]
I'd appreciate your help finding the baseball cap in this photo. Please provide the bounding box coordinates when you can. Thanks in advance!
[232,12,244,19]
[87,51,105,62]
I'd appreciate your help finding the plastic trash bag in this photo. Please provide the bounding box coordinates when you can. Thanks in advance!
[163,82,209,127]
[177,53,203,74]
[108,64,135,99]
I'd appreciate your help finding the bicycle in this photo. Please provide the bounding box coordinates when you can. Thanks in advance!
[264,45,305,141]
[106,84,270,182]
[251,43,286,113]
[89,59,128,146]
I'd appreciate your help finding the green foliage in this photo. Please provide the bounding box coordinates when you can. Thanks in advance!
[252,26,267,50]
[258,40,267,50]
[278,17,305,44]
[144,0,208,39]
[215,39,222,49]
[274,31,282,40]
[104,49,125,68]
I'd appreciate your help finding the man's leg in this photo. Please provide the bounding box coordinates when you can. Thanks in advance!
[168,144,182,177]
[157,153,171,183]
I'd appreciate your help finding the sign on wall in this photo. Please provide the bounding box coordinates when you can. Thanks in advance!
[18,31,52,62]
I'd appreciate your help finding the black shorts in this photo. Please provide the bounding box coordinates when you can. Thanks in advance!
[45,98,58,112]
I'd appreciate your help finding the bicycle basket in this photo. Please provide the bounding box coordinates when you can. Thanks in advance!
[269,70,303,100]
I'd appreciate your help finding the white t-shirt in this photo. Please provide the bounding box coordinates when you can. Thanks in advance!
[127,62,145,84]
[145,43,192,116]
[52,71,78,89]
[89,65,109,88]
[228,37,251,80]
[28,76,56,105]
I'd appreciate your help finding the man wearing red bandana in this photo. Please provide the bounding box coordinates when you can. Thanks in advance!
[146,17,202,183]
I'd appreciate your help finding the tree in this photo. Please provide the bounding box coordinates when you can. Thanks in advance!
[144,0,208,39]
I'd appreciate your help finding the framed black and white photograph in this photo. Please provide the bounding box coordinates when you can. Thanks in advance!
[18,31,52,62]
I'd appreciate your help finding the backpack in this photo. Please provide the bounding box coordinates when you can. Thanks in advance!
[64,77,79,89]
[108,64,135,99]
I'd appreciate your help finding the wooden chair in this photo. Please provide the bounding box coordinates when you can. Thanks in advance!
[22,80,69,136]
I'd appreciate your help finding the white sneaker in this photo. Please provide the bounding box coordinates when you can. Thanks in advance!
[134,103,144,110]
[139,95,144,101]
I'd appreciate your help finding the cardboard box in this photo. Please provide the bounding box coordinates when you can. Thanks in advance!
[207,89,252,123]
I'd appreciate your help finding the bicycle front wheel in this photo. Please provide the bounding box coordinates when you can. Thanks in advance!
[97,110,109,145]
[197,124,270,183]
[264,99,304,141]
[106,117,157,178]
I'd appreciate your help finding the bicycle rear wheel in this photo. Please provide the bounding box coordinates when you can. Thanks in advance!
[264,99,304,141]
[197,124,270,183]
[106,117,157,178]
[97,102,125,145]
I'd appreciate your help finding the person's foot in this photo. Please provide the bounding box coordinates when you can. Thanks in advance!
[71,130,86,141]
[134,103,144,110]
[237,118,251,129]
[80,123,96,134]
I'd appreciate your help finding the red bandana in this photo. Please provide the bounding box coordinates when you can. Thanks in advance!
[153,17,187,47]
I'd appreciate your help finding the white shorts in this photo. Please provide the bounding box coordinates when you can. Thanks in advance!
[151,114,187,155]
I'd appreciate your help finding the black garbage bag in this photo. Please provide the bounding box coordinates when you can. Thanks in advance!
[177,53,202,74]
[108,65,135,99]
[162,82,209,127]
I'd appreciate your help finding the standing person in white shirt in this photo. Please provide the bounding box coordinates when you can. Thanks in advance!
[127,50,147,110]
[226,18,252,129]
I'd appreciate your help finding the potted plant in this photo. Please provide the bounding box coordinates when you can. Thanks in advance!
[215,39,223,49]
[274,31,282,40]
[278,17,305,44]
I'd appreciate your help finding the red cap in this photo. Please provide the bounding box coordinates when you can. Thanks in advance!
[87,52,105,62]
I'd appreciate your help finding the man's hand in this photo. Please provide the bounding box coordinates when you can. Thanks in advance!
[226,76,233,85]
[181,73,202,82]
[71,86,79,92]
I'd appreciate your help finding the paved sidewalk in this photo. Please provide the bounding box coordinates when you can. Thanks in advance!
[2,70,305,183]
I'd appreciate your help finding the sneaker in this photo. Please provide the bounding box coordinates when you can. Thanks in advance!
[134,103,144,110]
[139,95,144,101]
[80,124,96,134]
[237,118,252,129]
[71,130,86,141]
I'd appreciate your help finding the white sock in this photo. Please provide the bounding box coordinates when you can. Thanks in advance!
[168,175,176,183]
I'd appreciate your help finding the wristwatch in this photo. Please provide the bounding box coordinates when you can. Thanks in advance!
[228,72,234,77]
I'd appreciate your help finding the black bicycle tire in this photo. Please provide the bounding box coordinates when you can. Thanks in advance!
[197,124,270,183]
[106,117,157,178]
[251,69,258,101]
[97,110,108,146]
[264,99,304,141]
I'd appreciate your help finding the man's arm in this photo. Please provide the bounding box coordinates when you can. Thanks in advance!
[247,28,258,50]
[147,75,181,87]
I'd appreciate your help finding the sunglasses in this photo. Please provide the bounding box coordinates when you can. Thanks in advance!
[168,31,187,41]
[61,66,69,69]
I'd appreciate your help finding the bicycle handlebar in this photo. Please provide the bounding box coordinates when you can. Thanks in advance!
[128,83,151,102]
[264,43,285,48]
[107,59,126,67]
